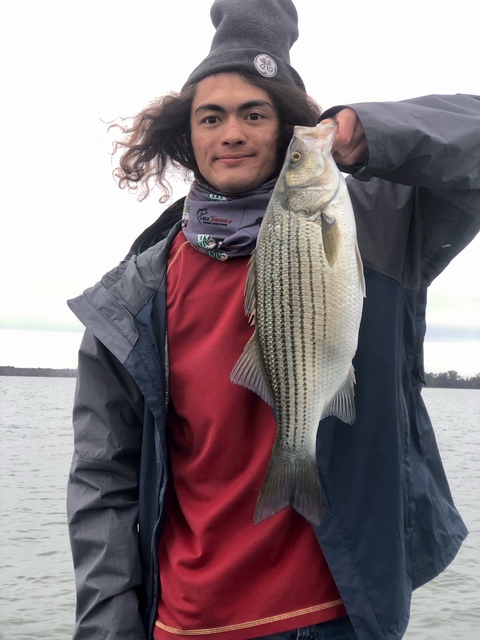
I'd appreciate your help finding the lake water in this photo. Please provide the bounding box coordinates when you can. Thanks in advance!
[0,378,478,639]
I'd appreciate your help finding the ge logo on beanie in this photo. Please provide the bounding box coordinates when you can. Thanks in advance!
[254,54,278,78]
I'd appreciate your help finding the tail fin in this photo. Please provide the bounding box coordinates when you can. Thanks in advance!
[254,456,323,527]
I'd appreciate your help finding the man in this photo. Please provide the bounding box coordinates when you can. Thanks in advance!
[67,1,480,639]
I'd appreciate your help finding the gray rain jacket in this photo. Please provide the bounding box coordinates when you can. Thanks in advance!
[67,94,480,640]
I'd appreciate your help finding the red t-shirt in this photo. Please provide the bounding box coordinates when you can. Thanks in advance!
[154,233,346,639]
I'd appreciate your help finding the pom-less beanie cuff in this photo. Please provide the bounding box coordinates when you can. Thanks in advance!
[183,0,305,91]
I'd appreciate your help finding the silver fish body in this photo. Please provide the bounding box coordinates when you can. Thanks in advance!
[230,121,366,526]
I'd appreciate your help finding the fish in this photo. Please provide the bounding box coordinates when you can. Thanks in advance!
[230,120,366,527]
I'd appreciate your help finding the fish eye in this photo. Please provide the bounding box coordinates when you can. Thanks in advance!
[290,151,302,163]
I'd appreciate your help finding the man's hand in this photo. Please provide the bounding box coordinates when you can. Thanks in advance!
[324,108,369,166]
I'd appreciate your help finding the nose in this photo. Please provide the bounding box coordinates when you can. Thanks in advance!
[221,117,247,145]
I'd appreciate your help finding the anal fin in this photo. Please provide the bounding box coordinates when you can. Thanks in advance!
[321,365,356,424]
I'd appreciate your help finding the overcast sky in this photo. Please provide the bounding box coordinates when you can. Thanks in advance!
[1,0,479,374]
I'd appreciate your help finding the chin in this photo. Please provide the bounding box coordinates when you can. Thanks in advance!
[198,169,273,194]
[218,178,267,194]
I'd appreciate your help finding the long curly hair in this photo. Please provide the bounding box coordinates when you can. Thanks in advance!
[111,72,322,202]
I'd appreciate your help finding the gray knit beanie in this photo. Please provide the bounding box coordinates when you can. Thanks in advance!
[183,0,305,91]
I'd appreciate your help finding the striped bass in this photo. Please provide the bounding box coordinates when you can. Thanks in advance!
[230,120,366,526]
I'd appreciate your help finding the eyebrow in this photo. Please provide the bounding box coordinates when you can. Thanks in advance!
[193,99,274,116]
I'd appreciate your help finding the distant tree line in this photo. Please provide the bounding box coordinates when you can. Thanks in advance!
[0,366,77,378]
[0,366,479,388]
[425,370,480,389]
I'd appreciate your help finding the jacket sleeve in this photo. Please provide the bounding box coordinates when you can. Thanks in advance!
[324,94,480,286]
[349,94,480,194]
[67,330,147,640]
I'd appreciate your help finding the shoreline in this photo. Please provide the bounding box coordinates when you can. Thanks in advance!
[0,366,478,388]
[0,366,77,378]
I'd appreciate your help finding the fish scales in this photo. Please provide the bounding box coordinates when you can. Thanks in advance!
[257,212,323,451]
[231,121,365,526]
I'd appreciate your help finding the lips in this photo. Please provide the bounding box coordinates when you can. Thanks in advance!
[216,153,254,162]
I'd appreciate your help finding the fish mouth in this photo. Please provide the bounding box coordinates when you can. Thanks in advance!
[302,184,325,191]
[287,185,337,216]
[301,184,333,196]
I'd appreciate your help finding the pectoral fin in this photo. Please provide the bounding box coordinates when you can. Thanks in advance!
[356,241,366,297]
[321,210,341,268]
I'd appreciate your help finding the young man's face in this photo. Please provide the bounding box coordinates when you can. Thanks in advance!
[190,73,280,194]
